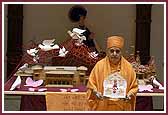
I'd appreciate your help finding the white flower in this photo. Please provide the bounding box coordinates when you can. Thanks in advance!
[72,28,86,35]
[38,39,59,51]
[67,28,86,44]
[58,47,68,57]
[33,55,39,63]
[18,63,28,72]
[89,51,98,58]
[27,48,38,57]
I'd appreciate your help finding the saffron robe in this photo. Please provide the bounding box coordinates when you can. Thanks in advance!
[87,56,138,111]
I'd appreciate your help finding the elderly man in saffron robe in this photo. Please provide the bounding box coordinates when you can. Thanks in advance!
[87,36,138,111]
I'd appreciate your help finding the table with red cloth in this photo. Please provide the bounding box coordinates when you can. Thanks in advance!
[4,76,164,111]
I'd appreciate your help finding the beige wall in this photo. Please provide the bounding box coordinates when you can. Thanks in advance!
[23,4,72,44]
[23,4,136,54]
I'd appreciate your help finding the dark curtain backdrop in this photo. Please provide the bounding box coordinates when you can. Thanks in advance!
[7,4,23,79]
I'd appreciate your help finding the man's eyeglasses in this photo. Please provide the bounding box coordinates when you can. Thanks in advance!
[109,49,121,54]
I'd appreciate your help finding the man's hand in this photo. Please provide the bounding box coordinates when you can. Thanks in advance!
[93,90,103,100]
[125,94,132,100]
